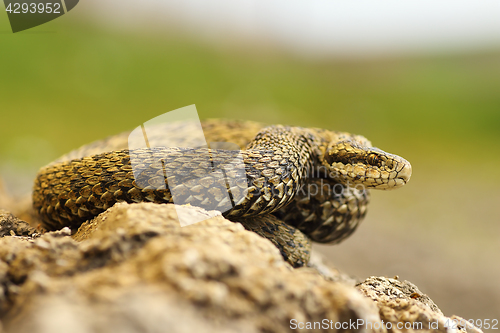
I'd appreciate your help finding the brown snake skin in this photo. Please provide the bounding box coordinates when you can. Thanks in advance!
[33,119,412,267]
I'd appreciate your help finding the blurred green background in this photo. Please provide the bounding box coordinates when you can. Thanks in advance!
[0,6,499,324]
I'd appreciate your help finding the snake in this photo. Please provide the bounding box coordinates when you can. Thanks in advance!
[33,119,412,267]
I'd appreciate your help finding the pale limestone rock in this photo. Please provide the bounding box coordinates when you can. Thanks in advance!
[0,202,479,333]
[2,203,381,333]
[357,276,483,333]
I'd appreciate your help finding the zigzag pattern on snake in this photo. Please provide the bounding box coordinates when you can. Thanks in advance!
[33,119,412,267]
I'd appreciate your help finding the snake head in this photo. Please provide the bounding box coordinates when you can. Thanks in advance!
[323,140,412,190]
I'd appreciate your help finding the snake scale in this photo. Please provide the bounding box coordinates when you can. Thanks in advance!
[33,119,412,267]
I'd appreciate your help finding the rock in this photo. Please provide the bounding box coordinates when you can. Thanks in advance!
[0,202,481,333]
[2,203,380,333]
[0,210,39,237]
[357,276,483,333]
[307,250,359,286]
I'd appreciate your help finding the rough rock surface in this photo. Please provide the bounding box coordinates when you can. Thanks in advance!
[357,276,474,333]
[0,210,38,238]
[1,203,379,332]
[0,202,483,333]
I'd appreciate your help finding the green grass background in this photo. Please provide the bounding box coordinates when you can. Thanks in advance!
[0,10,499,323]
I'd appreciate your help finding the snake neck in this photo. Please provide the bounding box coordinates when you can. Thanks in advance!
[226,126,317,217]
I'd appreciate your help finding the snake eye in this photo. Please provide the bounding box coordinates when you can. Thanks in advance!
[367,153,379,166]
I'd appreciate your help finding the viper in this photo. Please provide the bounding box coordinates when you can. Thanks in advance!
[33,119,411,267]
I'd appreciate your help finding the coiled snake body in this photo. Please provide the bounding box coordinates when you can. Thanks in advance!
[33,120,411,267]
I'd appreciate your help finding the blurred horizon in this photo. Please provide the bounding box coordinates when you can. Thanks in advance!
[0,1,499,324]
[85,0,500,58]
